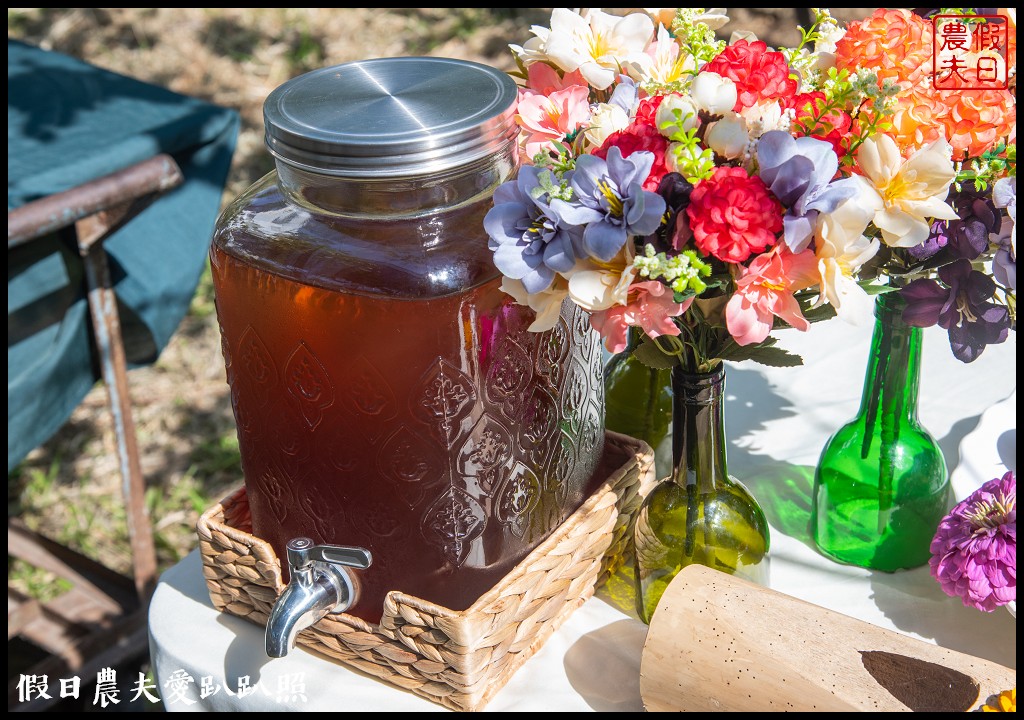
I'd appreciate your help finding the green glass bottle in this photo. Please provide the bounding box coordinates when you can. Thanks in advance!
[603,328,673,479]
[633,364,770,623]
[812,293,950,571]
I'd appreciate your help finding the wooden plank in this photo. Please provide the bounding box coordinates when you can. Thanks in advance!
[7,522,136,612]
[44,586,124,628]
[7,589,41,640]
[18,606,87,659]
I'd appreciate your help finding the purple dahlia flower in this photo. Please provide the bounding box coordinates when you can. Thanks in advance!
[930,470,1016,613]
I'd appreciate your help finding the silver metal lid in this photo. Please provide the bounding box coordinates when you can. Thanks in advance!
[264,57,519,178]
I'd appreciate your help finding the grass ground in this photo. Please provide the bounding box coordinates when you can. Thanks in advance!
[7,7,874,710]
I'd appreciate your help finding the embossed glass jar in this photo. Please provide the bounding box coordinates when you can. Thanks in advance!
[210,58,605,622]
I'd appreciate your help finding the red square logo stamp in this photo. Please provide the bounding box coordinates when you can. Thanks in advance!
[933,14,1010,90]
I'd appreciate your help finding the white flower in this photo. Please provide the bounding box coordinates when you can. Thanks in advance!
[665,141,706,174]
[500,276,569,332]
[585,102,631,147]
[543,9,655,90]
[656,94,701,138]
[730,29,758,43]
[705,113,749,159]
[646,7,729,32]
[644,8,677,28]
[853,135,959,249]
[567,245,638,312]
[813,200,880,325]
[813,18,845,70]
[568,264,637,312]
[740,100,788,137]
[690,72,736,114]
[509,25,551,66]
[638,24,696,87]
[695,8,730,31]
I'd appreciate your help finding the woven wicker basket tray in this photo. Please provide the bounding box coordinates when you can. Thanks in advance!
[197,431,654,711]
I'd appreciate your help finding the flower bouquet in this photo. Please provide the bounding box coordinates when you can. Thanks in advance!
[483,7,1016,603]
[487,7,1015,368]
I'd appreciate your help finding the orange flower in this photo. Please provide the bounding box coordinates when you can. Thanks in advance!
[940,86,1017,159]
[837,9,1016,158]
[890,84,947,150]
[835,9,933,86]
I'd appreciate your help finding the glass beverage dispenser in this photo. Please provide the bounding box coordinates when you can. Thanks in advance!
[210,57,606,623]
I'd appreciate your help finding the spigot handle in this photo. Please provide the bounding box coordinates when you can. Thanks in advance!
[313,545,373,569]
[285,537,372,573]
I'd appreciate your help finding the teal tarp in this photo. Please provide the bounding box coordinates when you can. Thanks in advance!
[8,39,240,472]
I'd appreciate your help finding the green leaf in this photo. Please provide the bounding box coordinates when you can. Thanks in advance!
[717,337,804,367]
[859,282,900,296]
[800,302,838,324]
[717,337,776,363]
[633,338,679,370]
[742,345,805,368]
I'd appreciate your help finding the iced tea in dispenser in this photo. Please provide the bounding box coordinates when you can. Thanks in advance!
[210,57,606,622]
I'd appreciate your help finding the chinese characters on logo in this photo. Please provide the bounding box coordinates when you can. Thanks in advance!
[16,669,308,707]
[934,14,1010,89]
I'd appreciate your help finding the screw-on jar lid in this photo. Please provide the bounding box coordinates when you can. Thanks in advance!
[264,57,519,179]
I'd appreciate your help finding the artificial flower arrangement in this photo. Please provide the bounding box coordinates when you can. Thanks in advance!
[484,7,1017,371]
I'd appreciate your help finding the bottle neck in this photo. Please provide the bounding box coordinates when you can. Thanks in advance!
[624,326,643,353]
[857,293,922,425]
[671,364,728,491]
[274,144,518,219]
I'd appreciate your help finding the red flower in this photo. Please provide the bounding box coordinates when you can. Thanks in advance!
[595,123,670,192]
[633,94,665,127]
[703,39,798,110]
[686,167,782,263]
[787,92,826,121]
[786,91,853,161]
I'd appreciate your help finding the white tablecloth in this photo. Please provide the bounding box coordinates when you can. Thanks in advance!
[149,319,1016,712]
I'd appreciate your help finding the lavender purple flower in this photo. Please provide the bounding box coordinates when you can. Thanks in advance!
[901,258,1011,363]
[992,232,1016,291]
[992,176,1016,253]
[755,130,858,252]
[484,165,583,294]
[553,146,666,262]
[930,470,1016,613]
[992,176,1016,290]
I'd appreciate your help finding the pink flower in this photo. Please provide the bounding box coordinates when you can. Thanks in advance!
[590,280,692,353]
[516,84,592,159]
[930,470,1016,613]
[524,63,587,95]
[725,247,819,346]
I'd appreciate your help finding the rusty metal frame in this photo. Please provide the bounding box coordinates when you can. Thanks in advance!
[8,153,184,711]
